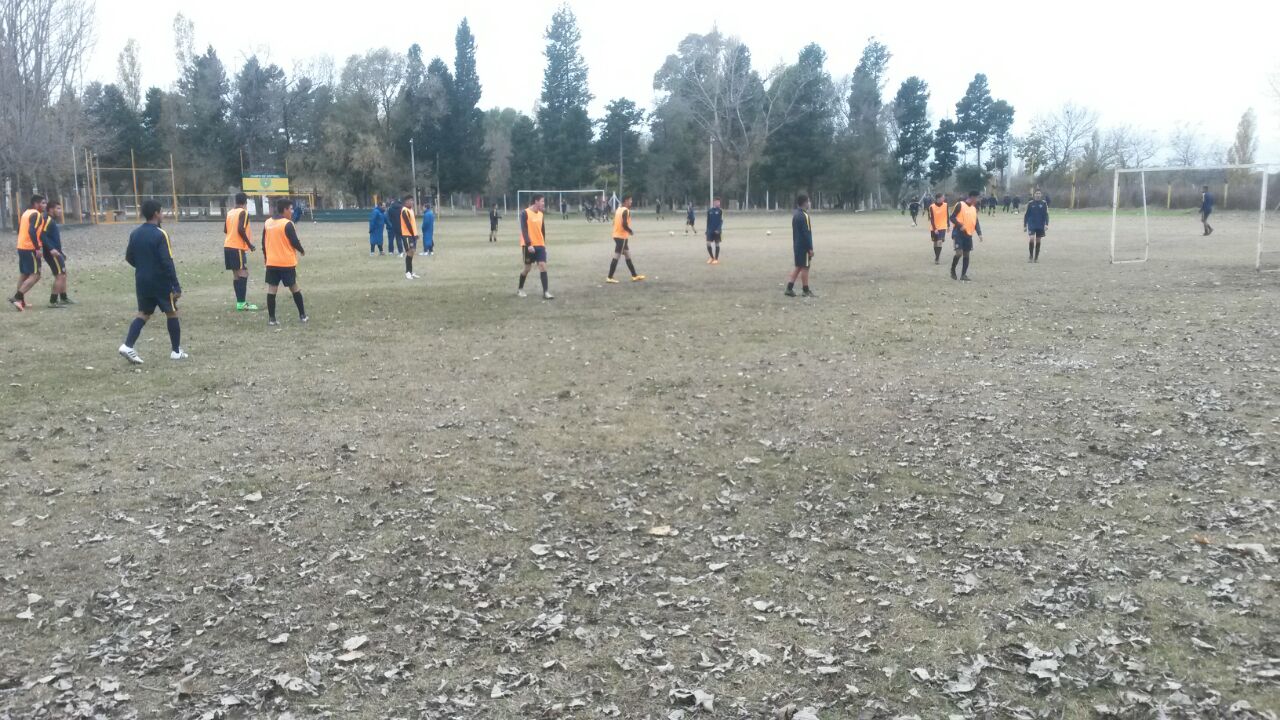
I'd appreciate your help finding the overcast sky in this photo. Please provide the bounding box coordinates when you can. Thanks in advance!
[88,0,1279,164]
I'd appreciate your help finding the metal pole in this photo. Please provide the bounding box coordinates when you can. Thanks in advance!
[709,136,714,208]
[130,148,141,219]
[71,145,80,223]
[1108,168,1120,263]
[1140,170,1150,262]
[619,137,624,199]
[1257,170,1269,272]
[93,154,103,219]
[169,154,179,222]
[410,138,418,207]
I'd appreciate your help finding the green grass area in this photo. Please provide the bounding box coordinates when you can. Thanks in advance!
[1,209,1277,718]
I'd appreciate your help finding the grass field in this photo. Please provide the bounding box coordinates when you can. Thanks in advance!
[2,207,1278,719]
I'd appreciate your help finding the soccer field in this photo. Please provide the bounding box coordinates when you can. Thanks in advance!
[2,209,1278,718]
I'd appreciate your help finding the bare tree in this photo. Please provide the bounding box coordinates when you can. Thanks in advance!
[117,38,142,111]
[1017,103,1097,175]
[1103,125,1158,169]
[0,0,96,193]
[1166,122,1204,167]
[172,12,194,70]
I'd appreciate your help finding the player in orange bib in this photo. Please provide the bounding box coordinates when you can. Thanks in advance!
[517,194,553,300]
[223,193,258,311]
[927,193,949,264]
[9,194,46,311]
[948,190,984,281]
[605,195,644,283]
[261,198,308,326]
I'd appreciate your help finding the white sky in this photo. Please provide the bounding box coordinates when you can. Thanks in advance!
[87,0,1280,164]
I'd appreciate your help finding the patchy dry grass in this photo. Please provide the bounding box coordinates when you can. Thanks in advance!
[1,207,1277,719]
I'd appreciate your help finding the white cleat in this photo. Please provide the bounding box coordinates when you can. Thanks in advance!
[543,291,555,300]
[170,348,189,360]
[118,344,143,364]
[517,290,528,298]
[411,273,422,279]
[406,272,414,280]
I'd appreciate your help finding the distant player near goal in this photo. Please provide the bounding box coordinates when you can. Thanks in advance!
[685,203,696,234]
[908,198,921,227]
[1024,189,1049,263]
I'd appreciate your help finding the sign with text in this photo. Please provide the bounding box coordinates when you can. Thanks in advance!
[242,175,290,193]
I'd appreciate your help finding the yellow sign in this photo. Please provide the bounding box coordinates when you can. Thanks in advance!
[242,175,290,193]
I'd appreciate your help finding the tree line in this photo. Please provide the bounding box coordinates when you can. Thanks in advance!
[2,0,1258,216]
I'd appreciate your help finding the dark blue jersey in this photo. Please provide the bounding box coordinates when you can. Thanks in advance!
[1201,192,1214,212]
[125,223,181,294]
[706,207,723,234]
[1024,200,1049,231]
[792,208,813,252]
[42,218,63,253]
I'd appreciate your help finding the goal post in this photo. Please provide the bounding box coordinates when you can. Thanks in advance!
[1109,163,1278,270]
[516,188,606,216]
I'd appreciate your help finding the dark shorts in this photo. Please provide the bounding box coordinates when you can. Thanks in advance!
[910,209,919,217]
[931,230,947,242]
[954,232,975,252]
[42,250,65,275]
[405,236,418,251]
[224,247,248,271]
[524,246,547,264]
[793,247,811,269]
[707,231,722,242]
[18,249,40,275]
[490,222,499,231]
[1201,210,1212,221]
[265,266,298,287]
[137,290,177,315]
[613,237,630,254]
[1028,228,1046,240]
[686,218,695,226]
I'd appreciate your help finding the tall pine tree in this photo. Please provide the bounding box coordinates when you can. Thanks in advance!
[929,118,959,185]
[444,19,490,194]
[840,38,890,208]
[595,98,646,194]
[892,77,931,194]
[760,43,835,198]
[177,46,236,189]
[955,73,993,168]
[508,113,543,194]
[537,5,593,188]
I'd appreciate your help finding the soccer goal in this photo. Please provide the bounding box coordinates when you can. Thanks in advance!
[1109,163,1278,271]
[516,189,606,219]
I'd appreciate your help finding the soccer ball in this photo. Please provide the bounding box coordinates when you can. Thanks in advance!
[766,230,772,236]
[668,230,674,236]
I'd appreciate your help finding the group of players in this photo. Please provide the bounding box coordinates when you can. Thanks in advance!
[8,183,1055,363]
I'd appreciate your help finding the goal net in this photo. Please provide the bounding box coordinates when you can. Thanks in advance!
[516,189,606,220]
[1109,164,1279,271]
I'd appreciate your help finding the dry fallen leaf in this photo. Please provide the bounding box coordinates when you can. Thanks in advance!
[342,634,368,651]
[268,633,290,645]
[648,525,677,537]
[336,650,365,663]
[530,544,551,556]
[243,491,263,503]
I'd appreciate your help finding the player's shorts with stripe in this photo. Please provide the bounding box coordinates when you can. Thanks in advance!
[954,232,975,252]
[42,250,65,274]
[265,266,298,287]
[523,246,547,264]
[793,247,811,268]
[1027,228,1046,240]
[931,230,947,242]
[707,231,722,242]
[18,249,40,275]
[613,238,630,254]
[137,290,177,314]
[224,248,248,270]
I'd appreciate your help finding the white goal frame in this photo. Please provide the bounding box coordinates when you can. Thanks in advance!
[516,189,606,214]
[1109,163,1276,271]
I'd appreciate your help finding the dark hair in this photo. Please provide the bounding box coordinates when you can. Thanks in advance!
[30,194,44,206]
[934,193,944,200]
[968,190,980,198]
[275,198,293,214]
[142,200,162,221]
[531,194,544,204]
[796,194,809,207]
[234,192,248,205]
[46,199,61,209]
[622,195,632,203]
[402,194,414,202]
[713,196,721,202]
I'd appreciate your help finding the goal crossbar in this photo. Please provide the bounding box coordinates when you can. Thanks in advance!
[1108,163,1279,271]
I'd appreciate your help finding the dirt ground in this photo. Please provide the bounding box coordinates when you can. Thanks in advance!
[1,206,1278,719]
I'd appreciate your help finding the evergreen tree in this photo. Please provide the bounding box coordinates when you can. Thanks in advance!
[508,114,543,194]
[595,98,646,193]
[840,38,890,207]
[232,56,287,172]
[537,4,593,188]
[444,19,490,194]
[985,99,1015,188]
[176,46,236,188]
[760,43,835,198]
[955,73,993,167]
[930,118,959,185]
[892,76,931,194]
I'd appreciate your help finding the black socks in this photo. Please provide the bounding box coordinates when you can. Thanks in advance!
[292,291,305,318]
[625,259,637,276]
[233,276,247,302]
[267,294,277,319]
[608,258,619,278]
[540,271,548,293]
[518,273,528,290]
[933,246,942,261]
[405,256,413,273]
[166,317,181,352]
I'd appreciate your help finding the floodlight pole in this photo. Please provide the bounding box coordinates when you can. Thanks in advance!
[409,138,418,207]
